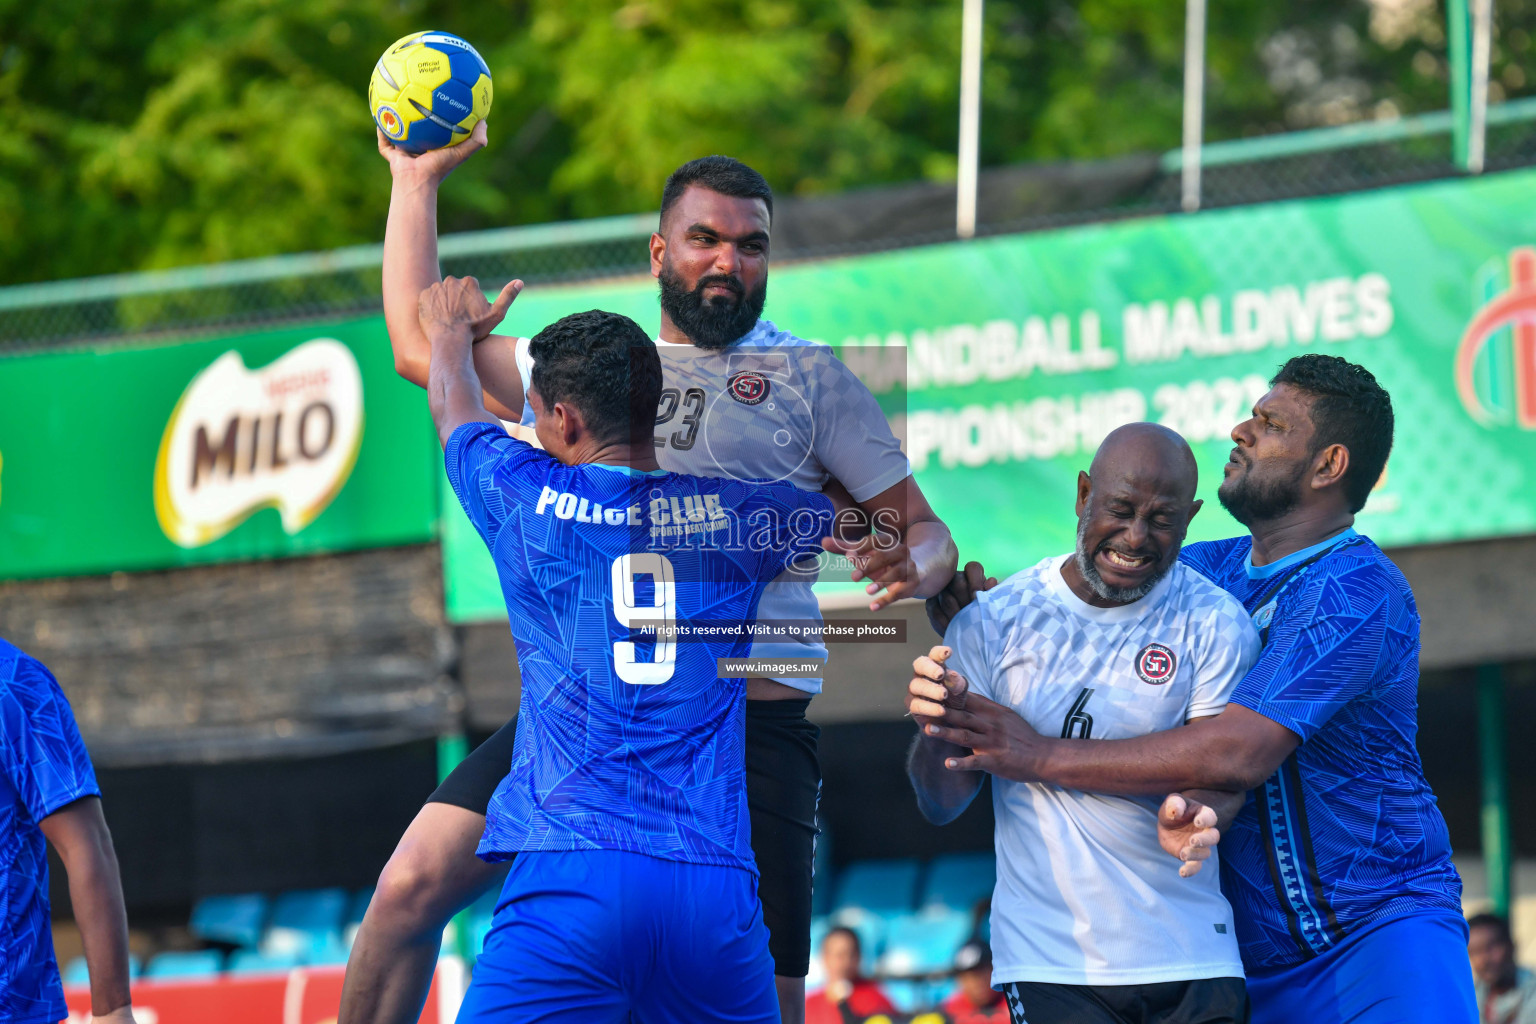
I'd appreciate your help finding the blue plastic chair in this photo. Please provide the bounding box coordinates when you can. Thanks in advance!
[61,956,140,985]
[882,978,927,1014]
[143,950,225,979]
[826,907,888,975]
[262,888,348,957]
[189,893,269,948]
[920,851,997,914]
[308,935,354,967]
[226,948,303,974]
[62,957,90,986]
[343,887,374,947]
[466,901,498,963]
[928,978,958,1006]
[832,859,922,917]
[877,909,972,976]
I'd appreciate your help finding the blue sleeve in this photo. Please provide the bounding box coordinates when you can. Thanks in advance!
[0,656,100,823]
[1229,562,1404,741]
[1178,537,1240,584]
[443,421,548,547]
[746,483,835,582]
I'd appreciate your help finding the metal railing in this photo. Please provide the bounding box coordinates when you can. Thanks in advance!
[3,101,1535,355]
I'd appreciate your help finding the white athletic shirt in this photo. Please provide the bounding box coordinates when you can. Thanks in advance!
[943,555,1259,986]
[512,319,910,692]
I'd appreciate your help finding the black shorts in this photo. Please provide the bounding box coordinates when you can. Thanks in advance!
[428,698,822,979]
[1002,978,1249,1024]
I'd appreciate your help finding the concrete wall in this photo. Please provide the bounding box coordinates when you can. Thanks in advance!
[0,545,457,765]
[1390,534,1536,670]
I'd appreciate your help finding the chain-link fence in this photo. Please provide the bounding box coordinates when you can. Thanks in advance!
[4,109,1536,355]
[0,214,658,355]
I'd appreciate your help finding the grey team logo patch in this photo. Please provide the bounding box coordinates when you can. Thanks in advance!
[1135,642,1177,685]
[727,370,770,405]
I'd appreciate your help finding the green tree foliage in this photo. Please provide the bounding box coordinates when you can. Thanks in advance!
[1,0,1531,284]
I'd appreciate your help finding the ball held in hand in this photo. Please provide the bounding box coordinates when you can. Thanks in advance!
[369,31,492,155]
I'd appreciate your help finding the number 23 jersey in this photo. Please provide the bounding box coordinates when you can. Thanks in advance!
[943,555,1259,986]
[445,422,833,873]
[511,319,911,693]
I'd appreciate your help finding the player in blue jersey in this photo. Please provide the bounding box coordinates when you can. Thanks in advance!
[350,142,954,1024]
[418,275,836,1022]
[1,638,137,1024]
[920,355,1475,1024]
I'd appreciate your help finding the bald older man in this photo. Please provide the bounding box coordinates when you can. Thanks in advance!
[907,424,1259,1024]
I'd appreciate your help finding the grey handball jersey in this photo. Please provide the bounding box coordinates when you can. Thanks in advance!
[511,318,911,693]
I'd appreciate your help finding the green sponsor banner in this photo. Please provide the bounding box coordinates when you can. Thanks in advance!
[444,168,1536,622]
[0,317,439,579]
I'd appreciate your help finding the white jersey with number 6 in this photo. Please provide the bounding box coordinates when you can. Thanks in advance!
[943,554,1259,986]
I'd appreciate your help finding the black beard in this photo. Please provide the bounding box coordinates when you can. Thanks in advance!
[657,262,766,351]
[1218,459,1306,527]
[1074,516,1168,604]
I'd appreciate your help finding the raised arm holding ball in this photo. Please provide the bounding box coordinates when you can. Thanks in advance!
[346,71,958,1024]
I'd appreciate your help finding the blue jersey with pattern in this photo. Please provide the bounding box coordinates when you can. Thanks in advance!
[1180,531,1462,970]
[1,638,100,1024]
[444,422,833,873]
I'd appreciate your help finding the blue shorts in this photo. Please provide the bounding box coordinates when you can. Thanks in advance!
[1247,910,1476,1024]
[455,848,779,1024]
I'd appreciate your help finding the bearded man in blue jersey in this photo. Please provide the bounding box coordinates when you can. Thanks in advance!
[919,354,1475,1024]
[420,276,836,1022]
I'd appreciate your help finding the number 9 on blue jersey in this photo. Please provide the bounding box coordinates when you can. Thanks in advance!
[610,553,677,684]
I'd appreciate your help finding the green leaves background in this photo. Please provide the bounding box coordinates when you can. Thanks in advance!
[1,0,1529,284]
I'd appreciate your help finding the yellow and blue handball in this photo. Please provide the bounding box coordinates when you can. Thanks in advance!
[369,31,492,154]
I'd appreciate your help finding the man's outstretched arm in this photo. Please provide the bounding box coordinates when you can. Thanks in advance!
[379,123,526,420]
[41,798,135,1024]
[922,699,1299,797]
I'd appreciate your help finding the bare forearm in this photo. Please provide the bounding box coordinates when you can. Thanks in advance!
[907,519,958,599]
[383,178,444,386]
[907,731,982,824]
[427,327,495,444]
[64,840,133,1014]
[1033,729,1258,797]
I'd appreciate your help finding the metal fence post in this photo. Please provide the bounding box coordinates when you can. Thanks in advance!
[1469,0,1494,173]
[957,0,985,239]
[1477,664,1513,917]
[1449,0,1473,168]
[1180,0,1208,212]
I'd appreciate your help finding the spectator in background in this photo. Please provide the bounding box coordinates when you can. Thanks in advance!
[942,941,1006,1024]
[1469,913,1536,1023]
[806,927,896,1024]
[2,638,136,1024]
